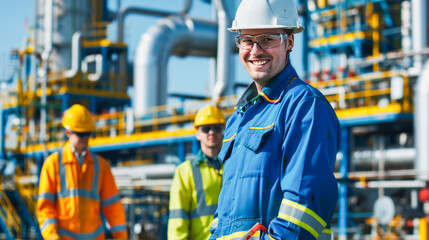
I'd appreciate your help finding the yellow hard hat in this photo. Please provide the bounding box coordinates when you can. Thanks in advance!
[194,105,225,129]
[62,104,96,132]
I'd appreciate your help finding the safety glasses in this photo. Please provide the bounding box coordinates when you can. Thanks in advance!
[200,126,223,134]
[235,33,288,50]
[71,131,93,138]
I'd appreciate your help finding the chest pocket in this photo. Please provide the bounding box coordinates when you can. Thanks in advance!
[243,123,275,152]
[219,134,235,163]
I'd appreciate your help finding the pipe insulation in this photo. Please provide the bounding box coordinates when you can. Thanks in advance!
[134,16,218,114]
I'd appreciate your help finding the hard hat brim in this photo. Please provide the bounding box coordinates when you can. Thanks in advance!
[228,25,304,34]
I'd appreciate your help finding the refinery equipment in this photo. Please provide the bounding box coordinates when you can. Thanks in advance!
[0,0,429,239]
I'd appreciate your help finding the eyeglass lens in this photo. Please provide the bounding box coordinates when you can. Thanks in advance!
[73,131,92,138]
[201,126,222,133]
[235,33,286,50]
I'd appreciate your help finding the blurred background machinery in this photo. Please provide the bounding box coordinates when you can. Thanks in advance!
[0,0,428,239]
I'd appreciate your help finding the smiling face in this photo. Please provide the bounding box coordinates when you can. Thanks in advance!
[239,28,294,91]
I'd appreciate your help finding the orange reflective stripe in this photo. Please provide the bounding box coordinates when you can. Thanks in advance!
[223,133,236,143]
[249,123,275,130]
[259,92,281,103]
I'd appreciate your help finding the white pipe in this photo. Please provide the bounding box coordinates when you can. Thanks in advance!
[401,1,412,68]
[64,32,82,78]
[134,16,218,114]
[212,0,234,104]
[349,147,415,170]
[354,180,426,189]
[81,54,103,82]
[42,0,53,61]
[40,0,53,159]
[415,60,429,181]
[335,147,416,170]
[117,0,192,43]
[411,0,427,72]
[111,164,175,179]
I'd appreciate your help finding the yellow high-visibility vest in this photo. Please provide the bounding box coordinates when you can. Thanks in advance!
[168,152,223,240]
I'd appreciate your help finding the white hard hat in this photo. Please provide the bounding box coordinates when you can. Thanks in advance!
[228,0,304,33]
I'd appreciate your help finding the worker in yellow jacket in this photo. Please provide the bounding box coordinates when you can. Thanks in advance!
[37,104,128,240]
[168,105,225,239]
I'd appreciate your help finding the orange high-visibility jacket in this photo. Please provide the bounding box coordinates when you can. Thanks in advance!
[37,142,128,240]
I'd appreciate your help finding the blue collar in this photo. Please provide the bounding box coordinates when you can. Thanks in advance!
[236,63,298,112]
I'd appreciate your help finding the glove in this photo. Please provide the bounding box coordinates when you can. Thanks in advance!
[46,233,60,240]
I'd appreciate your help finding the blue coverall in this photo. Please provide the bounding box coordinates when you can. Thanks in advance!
[209,63,340,240]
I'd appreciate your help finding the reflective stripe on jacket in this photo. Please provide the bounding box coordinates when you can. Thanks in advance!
[168,151,223,240]
[209,63,340,240]
[37,142,128,240]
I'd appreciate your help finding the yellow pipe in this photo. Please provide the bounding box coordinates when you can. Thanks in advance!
[420,218,429,240]
[372,13,380,71]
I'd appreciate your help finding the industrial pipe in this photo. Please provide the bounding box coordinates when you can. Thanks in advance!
[351,147,415,170]
[64,32,82,78]
[117,0,192,43]
[40,0,53,159]
[415,60,429,181]
[134,16,218,114]
[411,0,428,72]
[81,54,103,81]
[212,0,235,104]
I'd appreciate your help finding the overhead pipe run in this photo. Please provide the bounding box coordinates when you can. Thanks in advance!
[134,15,218,114]
[351,147,416,170]
[117,0,192,43]
[40,0,53,159]
[413,0,429,181]
[411,0,428,72]
[212,0,235,104]
[81,54,104,82]
[64,32,82,78]
[415,60,429,181]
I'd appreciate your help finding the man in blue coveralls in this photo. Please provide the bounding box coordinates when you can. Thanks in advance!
[209,0,341,239]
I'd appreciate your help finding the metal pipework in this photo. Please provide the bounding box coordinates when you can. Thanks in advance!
[411,0,428,72]
[212,0,235,104]
[64,32,82,78]
[413,0,429,181]
[81,54,103,81]
[117,0,192,43]
[40,0,53,159]
[415,60,429,181]
[351,147,415,170]
[134,15,218,114]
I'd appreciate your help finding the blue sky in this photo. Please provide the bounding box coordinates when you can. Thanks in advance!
[0,0,304,99]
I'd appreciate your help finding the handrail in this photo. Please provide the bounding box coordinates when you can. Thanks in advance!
[15,167,37,218]
[2,74,414,153]
[0,189,21,238]
[311,70,412,114]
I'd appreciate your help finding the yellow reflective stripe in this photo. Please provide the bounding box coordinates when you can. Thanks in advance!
[216,230,261,240]
[223,133,236,143]
[249,123,275,130]
[317,228,331,240]
[282,199,326,226]
[278,213,319,238]
[259,92,281,103]
[278,199,327,239]
[322,228,331,234]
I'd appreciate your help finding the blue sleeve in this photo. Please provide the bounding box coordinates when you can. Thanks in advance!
[208,208,219,240]
[266,97,339,240]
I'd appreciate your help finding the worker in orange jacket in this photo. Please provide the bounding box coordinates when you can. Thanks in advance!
[36,104,128,240]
